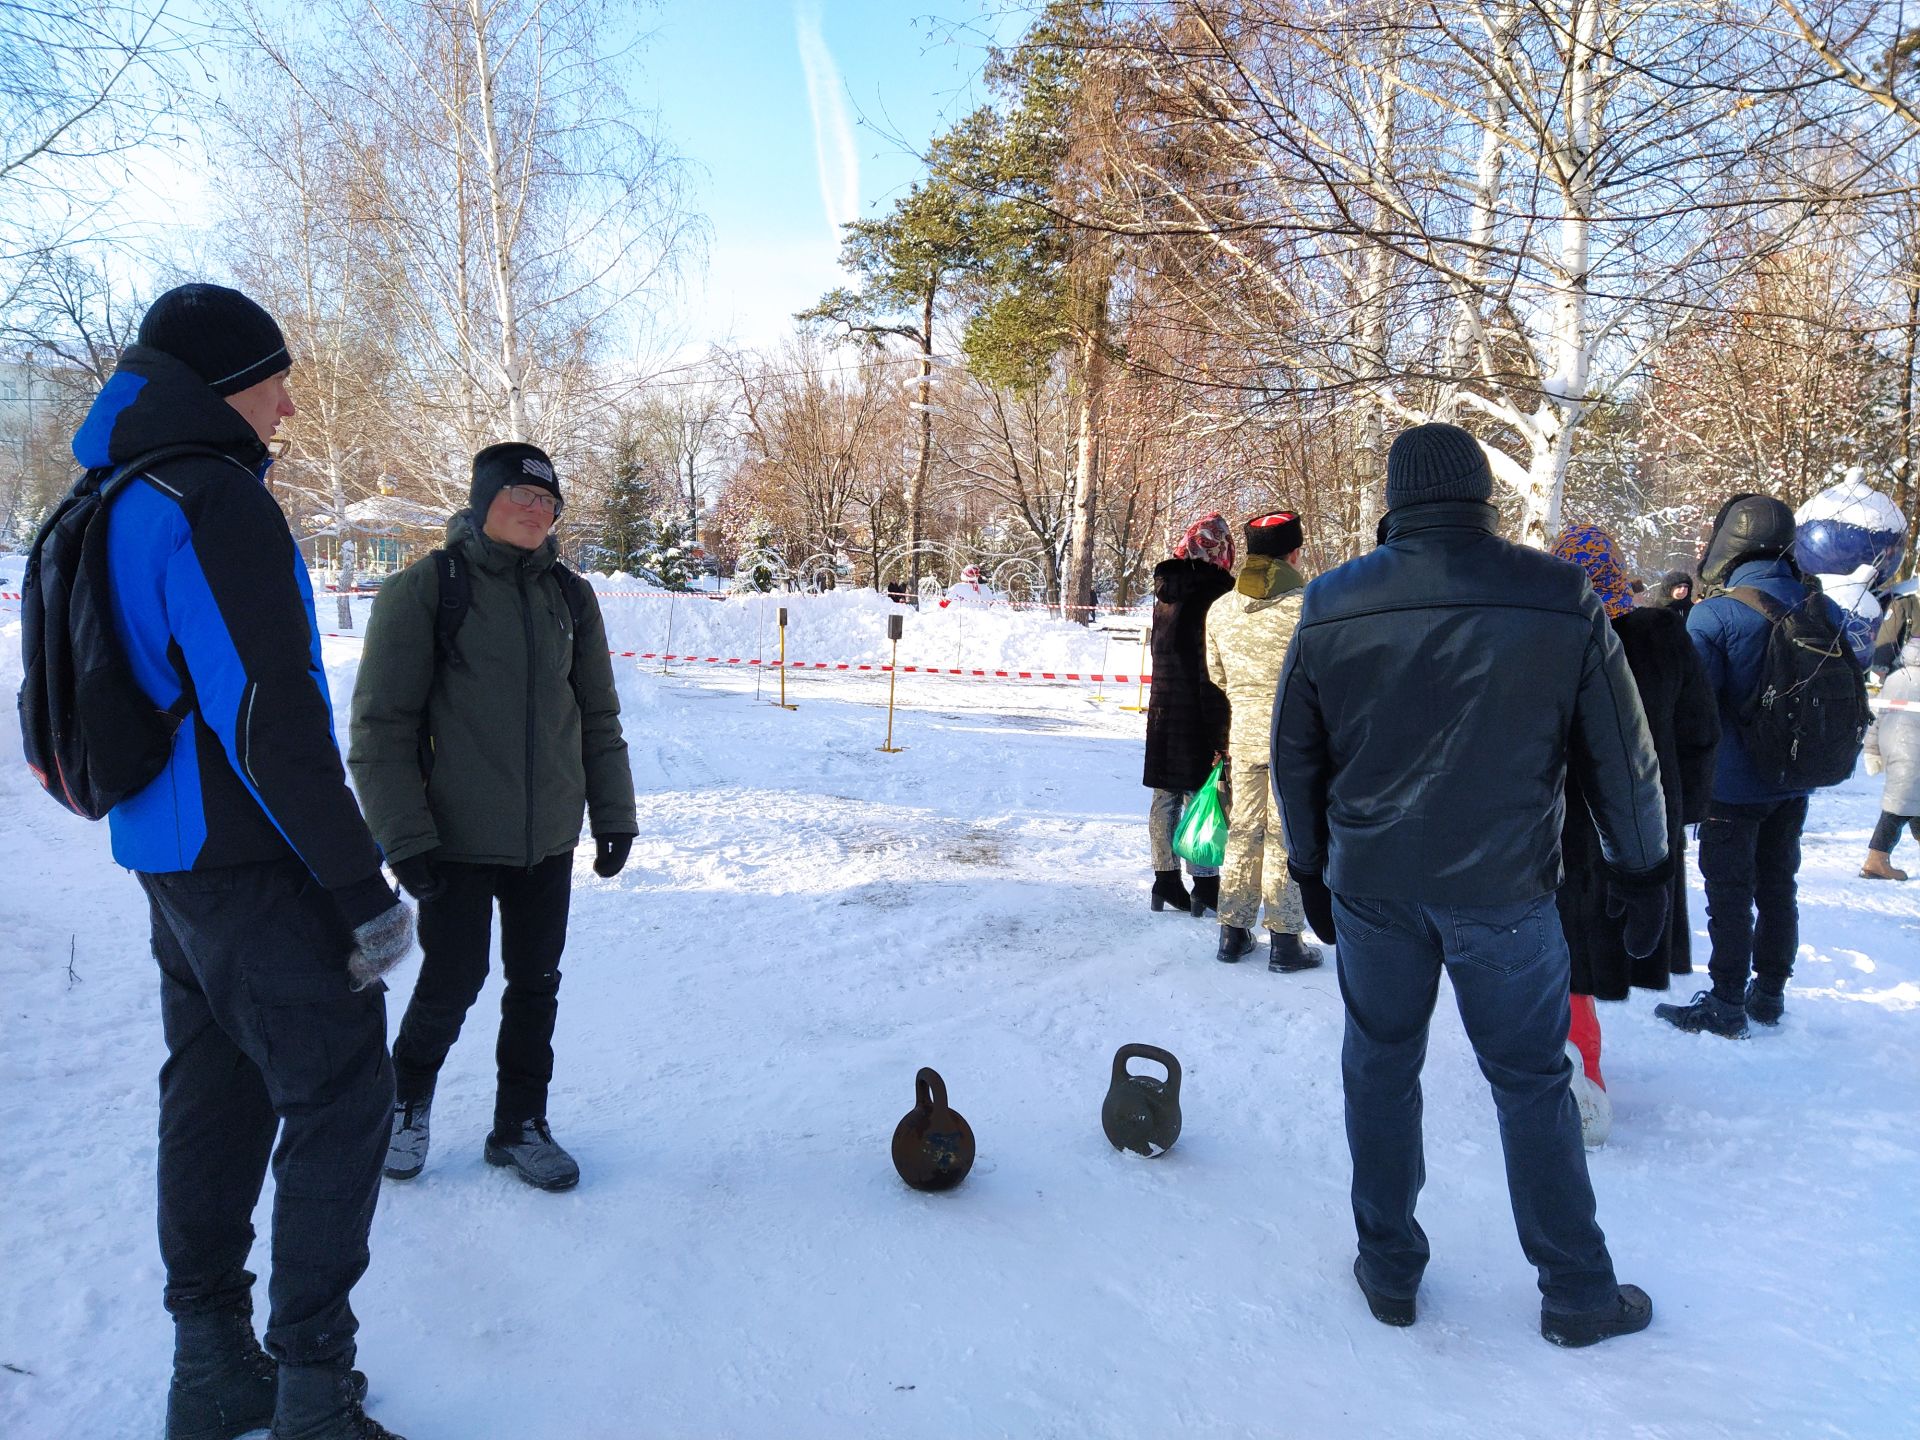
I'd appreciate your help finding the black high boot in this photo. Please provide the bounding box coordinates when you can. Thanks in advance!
[1150,870,1192,913]
[166,1307,275,1440]
[1217,924,1256,962]
[1188,875,1219,918]
[269,1361,403,1440]
[1268,931,1323,973]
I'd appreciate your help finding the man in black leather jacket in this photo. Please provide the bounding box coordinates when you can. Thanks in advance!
[1271,422,1671,1348]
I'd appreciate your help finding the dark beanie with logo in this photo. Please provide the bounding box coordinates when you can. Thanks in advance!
[136,283,290,396]
[1385,422,1494,509]
[1246,510,1304,557]
[470,441,563,515]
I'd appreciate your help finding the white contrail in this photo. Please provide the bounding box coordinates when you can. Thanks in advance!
[795,2,859,242]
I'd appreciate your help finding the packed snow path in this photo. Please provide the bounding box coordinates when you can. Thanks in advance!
[2,603,1918,1438]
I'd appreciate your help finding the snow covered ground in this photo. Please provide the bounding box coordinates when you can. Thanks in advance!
[2,586,1918,1439]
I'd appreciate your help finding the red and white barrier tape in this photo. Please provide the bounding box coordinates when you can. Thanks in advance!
[315,585,1128,614]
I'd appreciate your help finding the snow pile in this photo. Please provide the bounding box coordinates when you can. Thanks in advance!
[2,606,1918,1438]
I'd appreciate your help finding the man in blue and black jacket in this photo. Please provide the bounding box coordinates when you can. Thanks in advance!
[1655,495,1845,1039]
[80,284,411,1440]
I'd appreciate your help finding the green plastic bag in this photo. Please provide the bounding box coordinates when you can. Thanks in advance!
[1171,762,1229,869]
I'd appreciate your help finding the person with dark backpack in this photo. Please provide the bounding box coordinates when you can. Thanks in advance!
[19,284,412,1440]
[348,442,636,1193]
[1657,494,1867,1038]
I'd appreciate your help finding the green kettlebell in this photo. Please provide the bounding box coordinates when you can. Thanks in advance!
[891,1067,975,1191]
[1101,1043,1182,1157]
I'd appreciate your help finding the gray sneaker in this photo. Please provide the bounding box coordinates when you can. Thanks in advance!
[383,1098,431,1181]
[484,1118,580,1191]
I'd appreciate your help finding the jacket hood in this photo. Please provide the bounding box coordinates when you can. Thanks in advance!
[447,506,558,573]
[71,343,266,471]
[1154,555,1234,605]
[1233,554,1306,608]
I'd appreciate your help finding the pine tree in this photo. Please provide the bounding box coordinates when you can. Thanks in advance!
[731,519,781,593]
[639,512,695,590]
[597,438,656,573]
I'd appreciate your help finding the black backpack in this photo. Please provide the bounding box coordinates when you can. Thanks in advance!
[418,546,592,777]
[1727,583,1871,790]
[16,445,232,819]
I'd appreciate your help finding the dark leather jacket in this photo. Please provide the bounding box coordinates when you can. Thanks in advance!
[1270,501,1667,906]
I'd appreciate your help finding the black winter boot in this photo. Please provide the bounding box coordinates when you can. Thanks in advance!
[485,1118,581,1191]
[1541,1284,1653,1348]
[1188,875,1219,918]
[1352,1258,1415,1327]
[1268,932,1323,973]
[269,1361,403,1440]
[1653,989,1749,1039]
[1216,924,1256,963]
[1744,978,1785,1027]
[167,1308,275,1440]
[1150,870,1192,913]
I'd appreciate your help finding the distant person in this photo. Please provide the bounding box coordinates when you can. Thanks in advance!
[350,443,637,1193]
[1273,422,1667,1347]
[886,575,909,604]
[1861,637,1920,880]
[1550,525,1719,1145]
[1206,510,1319,972]
[1872,583,1918,681]
[1644,569,1696,620]
[1143,514,1235,917]
[1657,495,1860,1037]
[63,284,412,1439]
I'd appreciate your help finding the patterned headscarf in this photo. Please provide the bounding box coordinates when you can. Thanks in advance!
[1552,523,1634,618]
[1174,512,1236,571]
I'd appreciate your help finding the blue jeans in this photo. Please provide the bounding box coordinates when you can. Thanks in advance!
[1334,891,1617,1314]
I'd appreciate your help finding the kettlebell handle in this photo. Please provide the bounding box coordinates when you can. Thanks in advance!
[915,1066,948,1114]
[1112,1043,1181,1093]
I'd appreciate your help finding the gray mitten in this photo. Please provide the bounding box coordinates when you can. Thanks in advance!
[348,898,416,992]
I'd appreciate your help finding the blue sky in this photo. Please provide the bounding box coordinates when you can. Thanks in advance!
[640,1,1019,351]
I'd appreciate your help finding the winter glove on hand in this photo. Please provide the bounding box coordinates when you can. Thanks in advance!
[1605,863,1671,960]
[1865,751,1885,777]
[593,833,635,879]
[1286,860,1338,947]
[390,852,445,902]
[347,897,416,992]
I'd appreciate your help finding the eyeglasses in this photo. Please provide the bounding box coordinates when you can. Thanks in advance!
[502,484,562,517]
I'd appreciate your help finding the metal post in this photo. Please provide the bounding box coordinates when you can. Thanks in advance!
[661,591,676,676]
[776,606,797,710]
[879,612,904,752]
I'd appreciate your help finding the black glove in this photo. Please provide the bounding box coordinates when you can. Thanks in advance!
[593,833,635,878]
[1605,863,1671,960]
[390,852,445,902]
[1287,860,1337,947]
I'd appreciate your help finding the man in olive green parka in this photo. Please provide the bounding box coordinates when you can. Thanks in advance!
[349,441,636,1191]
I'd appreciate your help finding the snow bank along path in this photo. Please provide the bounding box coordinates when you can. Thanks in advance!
[1,584,1917,1439]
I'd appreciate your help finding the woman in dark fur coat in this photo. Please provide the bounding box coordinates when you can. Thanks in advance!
[1144,514,1236,916]
[1553,524,1720,1141]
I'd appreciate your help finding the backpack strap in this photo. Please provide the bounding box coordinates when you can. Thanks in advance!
[1727,585,1790,623]
[430,547,473,671]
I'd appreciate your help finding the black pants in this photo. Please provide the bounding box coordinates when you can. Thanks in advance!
[1698,796,1809,1002]
[140,859,392,1367]
[391,853,572,1132]
[1869,810,1920,854]
[1332,891,1616,1314]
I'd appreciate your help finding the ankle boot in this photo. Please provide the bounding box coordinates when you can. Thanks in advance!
[1150,870,1192,913]
[1188,875,1219,918]
[167,1307,275,1440]
[1861,849,1909,881]
[1216,924,1256,963]
[270,1361,403,1440]
[1744,977,1786,1027]
[1267,931,1323,973]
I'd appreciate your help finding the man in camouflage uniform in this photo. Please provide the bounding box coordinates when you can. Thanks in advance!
[1205,511,1321,973]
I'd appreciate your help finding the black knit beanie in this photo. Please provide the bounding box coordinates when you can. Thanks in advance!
[1246,510,1304,557]
[1385,423,1494,509]
[470,442,563,515]
[137,284,290,396]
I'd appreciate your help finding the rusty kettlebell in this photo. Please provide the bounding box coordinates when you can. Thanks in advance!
[891,1067,975,1191]
[1101,1043,1183,1157]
